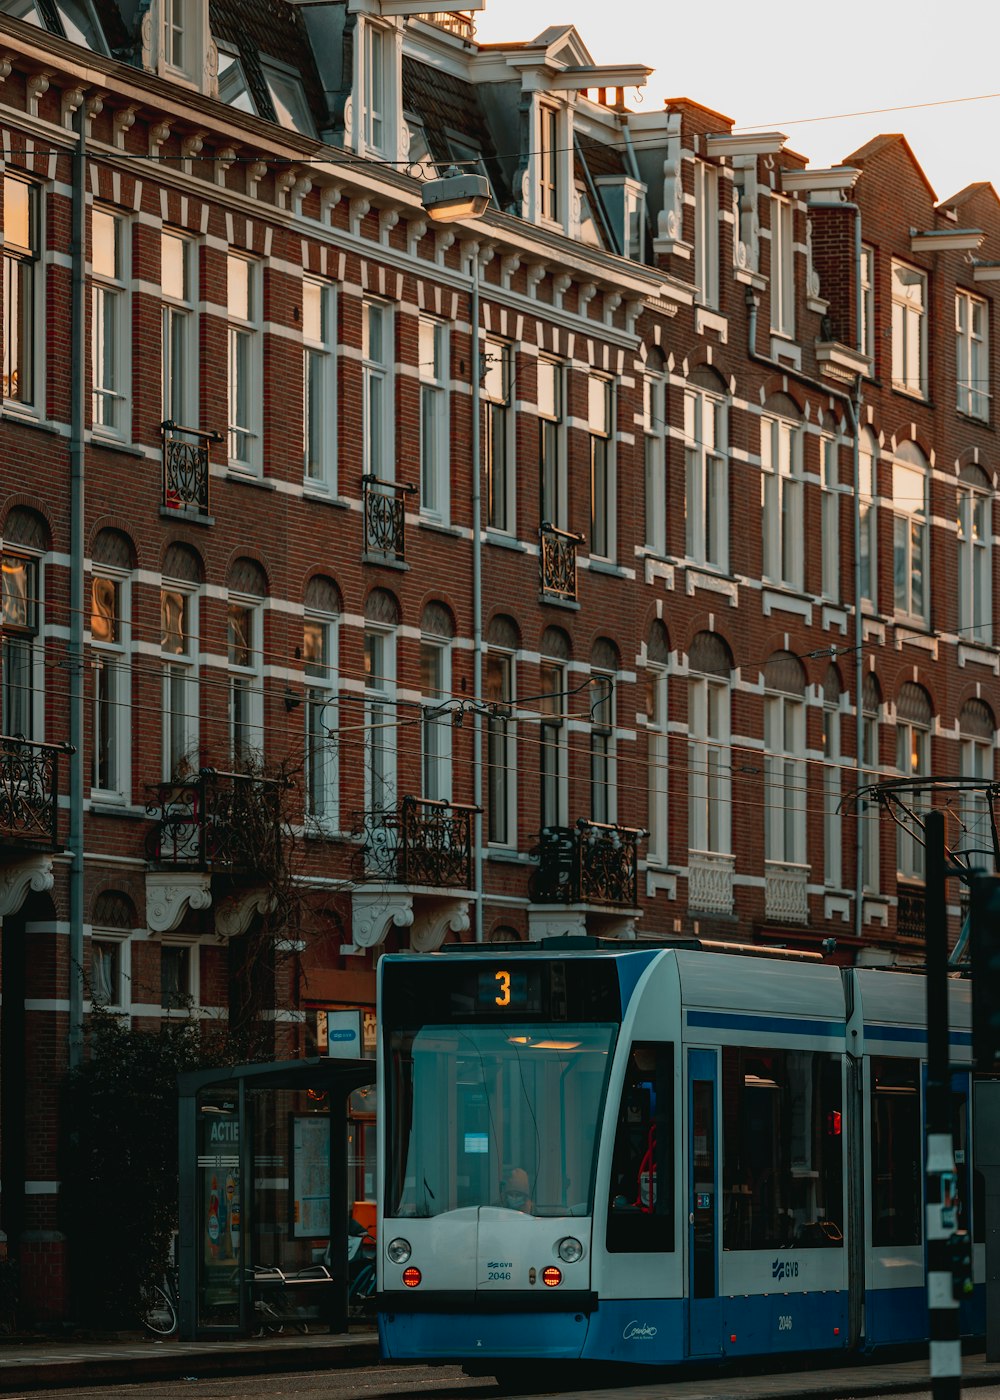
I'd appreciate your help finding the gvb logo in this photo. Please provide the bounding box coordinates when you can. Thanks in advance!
[772,1258,799,1282]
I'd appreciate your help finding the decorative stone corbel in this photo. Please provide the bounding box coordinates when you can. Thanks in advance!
[0,856,54,918]
[215,887,275,939]
[410,898,471,953]
[292,175,313,217]
[61,86,85,130]
[603,290,622,325]
[26,73,49,119]
[85,93,104,129]
[181,131,205,175]
[349,196,371,236]
[0,54,12,86]
[578,281,597,317]
[320,183,343,223]
[552,271,572,308]
[624,297,642,336]
[146,871,212,934]
[246,160,268,200]
[275,166,298,211]
[525,262,547,298]
[434,228,455,266]
[351,890,414,949]
[407,216,428,257]
[113,105,137,150]
[149,120,172,160]
[379,207,400,246]
[500,252,521,289]
[214,146,237,187]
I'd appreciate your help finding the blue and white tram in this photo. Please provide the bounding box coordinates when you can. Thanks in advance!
[376,944,981,1370]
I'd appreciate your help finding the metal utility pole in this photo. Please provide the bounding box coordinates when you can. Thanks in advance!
[925,810,961,1400]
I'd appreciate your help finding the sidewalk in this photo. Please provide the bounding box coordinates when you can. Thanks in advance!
[0,1327,380,1393]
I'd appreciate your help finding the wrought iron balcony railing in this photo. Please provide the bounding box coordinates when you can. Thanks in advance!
[161,421,222,516]
[896,882,926,939]
[540,522,583,601]
[0,736,72,851]
[356,796,476,890]
[363,476,417,561]
[146,767,287,877]
[530,819,644,908]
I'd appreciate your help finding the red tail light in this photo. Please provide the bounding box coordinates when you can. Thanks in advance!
[542,1266,562,1287]
[402,1267,421,1288]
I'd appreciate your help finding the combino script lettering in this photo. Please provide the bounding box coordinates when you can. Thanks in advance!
[623,1321,658,1340]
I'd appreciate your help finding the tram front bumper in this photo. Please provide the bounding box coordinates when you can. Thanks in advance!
[378,1293,596,1361]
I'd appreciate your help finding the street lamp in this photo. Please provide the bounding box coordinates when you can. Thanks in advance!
[420,168,489,943]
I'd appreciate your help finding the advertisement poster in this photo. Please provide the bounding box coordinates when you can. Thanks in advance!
[200,1113,241,1320]
[292,1115,330,1239]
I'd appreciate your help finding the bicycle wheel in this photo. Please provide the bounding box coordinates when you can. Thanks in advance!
[143,1284,177,1337]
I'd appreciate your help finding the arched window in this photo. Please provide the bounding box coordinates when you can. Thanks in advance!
[364,590,400,814]
[688,632,732,856]
[823,666,844,889]
[227,557,267,767]
[486,615,518,847]
[685,367,728,571]
[763,652,807,866]
[2,506,49,741]
[420,602,454,802]
[892,441,929,624]
[539,626,570,830]
[160,542,202,778]
[646,621,669,866]
[959,698,995,863]
[91,527,136,801]
[304,575,341,827]
[90,888,136,1011]
[859,429,879,608]
[590,638,618,824]
[761,394,803,589]
[957,464,992,646]
[896,682,932,879]
[861,675,882,894]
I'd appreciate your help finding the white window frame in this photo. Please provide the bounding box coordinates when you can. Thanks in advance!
[589,670,616,825]
[161,228,197,426]
[693,161,719,308]
[956,288,989,420]
[589,375,615,561]
[304,609,338,830]
[646,664,668,867]
[539,660,568,830]
[960,726,994,861]
[859,429,878,610]
[364,625,397,815]
[761,413,803,589]
[538,356,566,529]
[957,470,992,646]
[486,648,516,847]
[896,715,930,880]
[860,243,875,370]
[303,276,336,491]
[227,594,263,767]
[823,694,842,889]
[538,102,563,226]
[770,196,795,339]
[420,634,452,803]
[227,252,261,473]
[90,927,131,1013]
[891,260,927,398]
[160,941,197,1013]
[160,581,198,780]
[91,567,131,802]
[643,368,667,555]
[685,386,728,571]
[360,19,394,158]
[764,691,806,865]
[3,174,42,413]
[861,702,880,895]
[689,674,730,856]
[91,206,130,439]
[419,316,449,523]
[363,299,393,482]
[892,447,929,625]
[1,548,43,741]
[821,436,840,602]
[484,337,514,533]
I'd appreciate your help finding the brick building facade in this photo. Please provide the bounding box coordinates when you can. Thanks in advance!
[0,0,997,1320]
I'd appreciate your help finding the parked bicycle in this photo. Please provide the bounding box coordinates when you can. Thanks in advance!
[142,1267,179,1338]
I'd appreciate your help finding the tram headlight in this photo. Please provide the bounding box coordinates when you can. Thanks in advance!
[386,1237,412,1265]
[556,1236,584,1264]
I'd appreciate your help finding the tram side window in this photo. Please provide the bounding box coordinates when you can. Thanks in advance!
[721,1047,843,1251]
[606,1041,674,1253]
[871,1057,922,1246]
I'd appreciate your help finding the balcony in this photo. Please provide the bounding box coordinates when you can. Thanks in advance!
[0,736,71,852]
[363,476,416,562]
[413,10,477,39]
[145,768,286,877]
[540,523,583,601]
[530,820,643,909]
[764,860,809,924]
[896,882,926,939]
[161,421,222,517]
[688,850,735,917]
[357,796,475,890]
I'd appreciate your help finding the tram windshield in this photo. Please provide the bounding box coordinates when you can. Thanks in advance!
[386,1022,617,1218]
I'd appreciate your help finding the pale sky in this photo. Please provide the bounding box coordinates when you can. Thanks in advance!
[474,1,1000,203]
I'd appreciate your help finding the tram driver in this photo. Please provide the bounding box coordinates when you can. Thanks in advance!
[500,1167,533,1213]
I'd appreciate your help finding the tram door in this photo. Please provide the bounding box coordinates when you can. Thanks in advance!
[687,1049,720,1356]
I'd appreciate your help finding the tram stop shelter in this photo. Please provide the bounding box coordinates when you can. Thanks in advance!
[177,1057,375,1340]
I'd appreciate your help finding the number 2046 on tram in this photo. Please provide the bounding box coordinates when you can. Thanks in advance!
[376,943,984,1372]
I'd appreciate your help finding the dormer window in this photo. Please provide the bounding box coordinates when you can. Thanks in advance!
[540,104,560,222]
[1,0,107,53]
[144,0,213,93]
